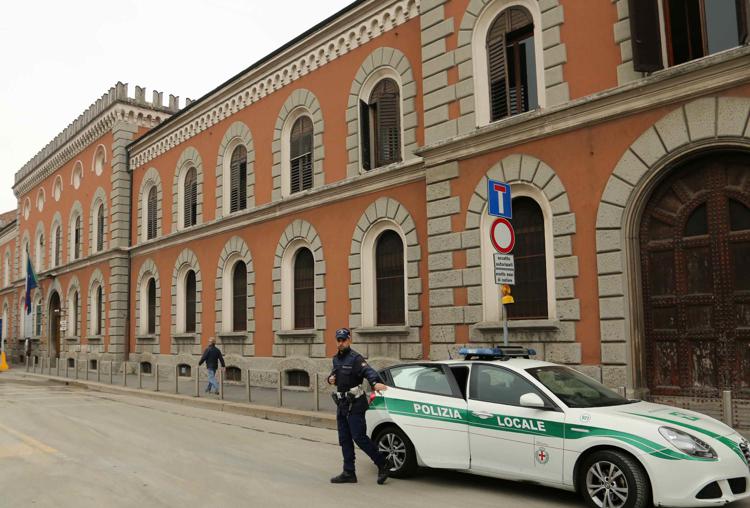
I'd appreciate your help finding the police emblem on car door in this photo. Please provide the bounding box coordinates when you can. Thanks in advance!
[383,364,469,469]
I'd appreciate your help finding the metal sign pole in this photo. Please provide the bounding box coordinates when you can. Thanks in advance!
[502,302,509,347]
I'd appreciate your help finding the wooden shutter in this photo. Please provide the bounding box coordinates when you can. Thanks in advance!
[290,117,313,193]
[506,197,548,320]
[97,204,104,252]
[738,0,749,44]
[360,100,371,171]
[185,271,196,333]
[230,146,247,212]
[184,168,197,227]
[370,79,401,167]
[628,0,664,72]
[488,13,509,121]
[147,278,156,335]
[147,187,157,240]
[375,230,405,325]
[96,286,103,336]
[74,216,81,259]
[293,248,314,329]
[73,292,79,336]
[232,262,247,332]
[54,226,61,267]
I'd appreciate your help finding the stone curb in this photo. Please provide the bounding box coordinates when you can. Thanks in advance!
[15,372,337,431]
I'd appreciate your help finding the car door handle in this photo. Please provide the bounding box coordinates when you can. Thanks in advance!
[471,411,494,420]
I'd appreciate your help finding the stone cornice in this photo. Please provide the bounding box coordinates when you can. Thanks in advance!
[14,83,180,197]
[128,0,420,169]
[131,158,425,256]
[418,46,750,166]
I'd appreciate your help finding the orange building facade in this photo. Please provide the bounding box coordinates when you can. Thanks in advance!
[5,0,750,412]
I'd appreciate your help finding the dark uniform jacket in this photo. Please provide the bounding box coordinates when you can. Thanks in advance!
[198,345,226,370]
[330,348,382,414]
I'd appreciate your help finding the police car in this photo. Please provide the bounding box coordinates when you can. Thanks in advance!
[366,346,750,507]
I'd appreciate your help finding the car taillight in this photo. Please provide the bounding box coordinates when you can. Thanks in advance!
[368,392,378,405]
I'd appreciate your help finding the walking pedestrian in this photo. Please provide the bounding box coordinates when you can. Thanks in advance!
[198,337,225,395]
[328,327,390,485]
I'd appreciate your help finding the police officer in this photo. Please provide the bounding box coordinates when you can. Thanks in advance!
[328,327,390,485]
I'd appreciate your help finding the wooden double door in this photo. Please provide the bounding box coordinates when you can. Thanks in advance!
[641,151,750,398]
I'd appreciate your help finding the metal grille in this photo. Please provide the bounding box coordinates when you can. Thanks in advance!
[232,262,247,332]
[376,230,405,325]
[185,270,197,333]
[293,248,314,329]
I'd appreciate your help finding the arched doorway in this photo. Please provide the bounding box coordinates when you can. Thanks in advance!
[48,291,61,359]
[640,151,750,398]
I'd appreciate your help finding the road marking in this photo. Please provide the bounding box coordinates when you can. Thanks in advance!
[0,421,57,454]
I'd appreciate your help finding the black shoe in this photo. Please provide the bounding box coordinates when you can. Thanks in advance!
[330,471,357,484]
[377,463,390,485]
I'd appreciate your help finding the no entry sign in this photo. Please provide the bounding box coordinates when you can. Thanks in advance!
[490,218,515,254]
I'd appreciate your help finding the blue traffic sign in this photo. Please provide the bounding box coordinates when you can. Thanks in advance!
[487,179,512,219]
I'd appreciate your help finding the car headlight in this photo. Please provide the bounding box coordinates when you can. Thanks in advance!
[659,426,717,459]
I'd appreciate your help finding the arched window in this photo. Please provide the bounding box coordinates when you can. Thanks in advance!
[3,253,9,287]
[183,168,198,228]
[375,230,405,325]
[94,285,104,336]
[229,146,248,212]
[72,291,79,337]
[362,79,401,170]
[487,6,537,121]
[232,262,247,332]
[53,225,61,267]
[147,186,157,240]
[506,197,548,319]
[290,117,313,194]
[96,203,105,252]
[35,233,44,270]
[147,278,156,335]
[185,270,197,333]
[35,296,42,336]
[74,216,82,260]
[293,248,314,329]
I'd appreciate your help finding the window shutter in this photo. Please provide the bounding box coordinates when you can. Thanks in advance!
[75,217,81,259]
[54,226,61,267]
[488,14,509,121]
[147,278,156,335]
[375,230,405,325]
[290,117,313,193]
[232,262,247,332]
[370,79,401,168]
[185,270,196,333]
[230,146,247,212]
[147,187,157,240]
[184,168,197,227]
[360,100,371,171]
[293,248,315,329]
[96,286,103,336]
[97,204,104,252]
[73,292,79,336]
[628,0,664,72]
[739,0,750,44]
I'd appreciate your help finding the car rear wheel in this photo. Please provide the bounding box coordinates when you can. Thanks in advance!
[579,450,650,508]
[374,426,417,478]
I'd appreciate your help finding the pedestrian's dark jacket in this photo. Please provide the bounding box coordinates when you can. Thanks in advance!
[199,344,225,370]
[331,348,381,392]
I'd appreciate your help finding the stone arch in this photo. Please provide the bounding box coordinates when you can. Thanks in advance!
[172,147,204,231]
[66,276,82,339]
[215,237,255,353]
[88,187,109,253]
[87,269,106,337]
[273,220,326,346]
[345,47,418,177]
[215,122,255,218]
[349,197,423,350]
[171,248,202,337]
[137,168,163,243]
[456,0,569,129]
[271,89,325,200]
[135,259,161,340]
[464,155,579,350]
[595,96,750,389]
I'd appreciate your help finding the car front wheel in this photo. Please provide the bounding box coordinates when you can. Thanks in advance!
[374,426,417,478]
[579,450,650,508]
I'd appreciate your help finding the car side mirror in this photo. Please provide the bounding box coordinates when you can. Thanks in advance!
[520,392,546,409]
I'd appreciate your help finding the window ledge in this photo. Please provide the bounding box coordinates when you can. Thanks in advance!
[136,335,157,341]
[64,336,80,342]
[356,326,410,336]
[276,329,317,343]
[173,334,198,342]
[218,332,250,344]
[86,336,103,342]
[474,320,560,332]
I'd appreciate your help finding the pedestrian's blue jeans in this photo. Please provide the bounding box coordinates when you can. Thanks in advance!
[206,368,219,393]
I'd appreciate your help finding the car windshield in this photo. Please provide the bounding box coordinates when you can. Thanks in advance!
[526,366,634,408]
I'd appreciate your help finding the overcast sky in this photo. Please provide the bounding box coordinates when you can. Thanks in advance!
[0,0,354,212]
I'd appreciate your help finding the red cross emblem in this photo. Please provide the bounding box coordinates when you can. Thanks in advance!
[536,448,549,464]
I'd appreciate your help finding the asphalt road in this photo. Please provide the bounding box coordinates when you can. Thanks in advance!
[0,376,747,508]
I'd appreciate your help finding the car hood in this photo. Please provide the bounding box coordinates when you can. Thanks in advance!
[605,401,736,438]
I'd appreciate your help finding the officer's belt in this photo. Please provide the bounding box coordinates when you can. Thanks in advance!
[333,386,365,399]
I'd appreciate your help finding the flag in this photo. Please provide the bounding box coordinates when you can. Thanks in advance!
[24,251,38,315]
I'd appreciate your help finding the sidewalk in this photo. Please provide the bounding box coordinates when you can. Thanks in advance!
[2,370,337,430]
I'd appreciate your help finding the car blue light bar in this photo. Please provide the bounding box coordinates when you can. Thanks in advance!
[458,346,536,360]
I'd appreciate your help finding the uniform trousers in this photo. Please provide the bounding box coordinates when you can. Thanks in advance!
[337,403,385,473]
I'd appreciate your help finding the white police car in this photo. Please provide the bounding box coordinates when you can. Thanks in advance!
[366,346,750,507]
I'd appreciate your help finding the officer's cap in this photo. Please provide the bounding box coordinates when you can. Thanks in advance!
[335,328,351,340]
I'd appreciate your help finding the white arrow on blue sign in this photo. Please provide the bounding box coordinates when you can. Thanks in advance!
[487,179,512,219]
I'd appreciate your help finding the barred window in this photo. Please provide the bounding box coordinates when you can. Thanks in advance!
[147,278,156,335]
[184,168,198,228]
[226,366,242,382]
[507,197,548,320]
[286,369,310,387]
[293,248,314,329]
[487,7,537,122]
[229,146,248,212]
[361,79,401,170]
[185,270,197,333]
[96,203,104,252]
[290,117,313,194]
[147,186,157,240]
[140,362,152,375]
[375,230,405,325]
[232,262,247,332]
